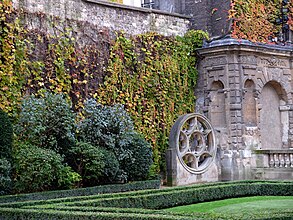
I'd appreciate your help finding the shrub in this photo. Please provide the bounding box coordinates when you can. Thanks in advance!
[78,99,134,151]
[13,144,80,193]
[68,142,121,186]
[118,132,152,181]
[98,148,120,184]
[0,158,12,195]
[78,100,153,182]
[68,142,104,187]
[15,92,76,153]
[0,109,13,161]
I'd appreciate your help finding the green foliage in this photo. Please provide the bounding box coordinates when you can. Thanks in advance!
[15,92,76,153]
[78,99,134,150]
[0,109,13,161]
[97,31,208,173]
[68,142,112,187]
[13,143,80,193]
[78,99,152,183]
[1,0,207,177]
[0,0,28,115]
[118,132,153,181]
[0,158,12,195]
[98,148,120,184]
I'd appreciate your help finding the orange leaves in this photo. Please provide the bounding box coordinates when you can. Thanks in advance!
[229,0,280,43]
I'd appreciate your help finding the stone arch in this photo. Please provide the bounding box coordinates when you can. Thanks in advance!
[256,73,291,104]
[209,81,226,128]
[243,79,257,126]
[259,81,288,149]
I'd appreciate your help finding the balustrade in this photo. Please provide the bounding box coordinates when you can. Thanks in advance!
[259,150,293,168]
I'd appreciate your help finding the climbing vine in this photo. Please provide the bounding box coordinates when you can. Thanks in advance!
[0,4,110,115]
[0,0,27,115]
[229,0,292,43]
[97,31,208,172]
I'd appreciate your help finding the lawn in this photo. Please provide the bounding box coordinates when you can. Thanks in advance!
[166,196,293,214]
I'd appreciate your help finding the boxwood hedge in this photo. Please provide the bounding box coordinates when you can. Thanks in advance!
[0,180,292,219]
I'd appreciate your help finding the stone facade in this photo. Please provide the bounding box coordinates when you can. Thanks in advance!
[12,0,190,39]
[196,38,293,181]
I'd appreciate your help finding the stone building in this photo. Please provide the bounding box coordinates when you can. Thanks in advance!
[167,37,293,185]
[196,38,293,181]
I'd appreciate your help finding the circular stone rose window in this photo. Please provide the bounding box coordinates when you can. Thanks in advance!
[170,113,216,174]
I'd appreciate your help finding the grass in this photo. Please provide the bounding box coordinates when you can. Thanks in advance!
[165,196,293,214]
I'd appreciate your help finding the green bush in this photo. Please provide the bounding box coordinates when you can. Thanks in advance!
[68,142,104,185]
[78,99,134,151]
[78,99,153,182]
[98,148,120,184]
[118,132,152,181]
[0,109,13,161]
[0,158,12,195]
[15,92,76,153]
[13,144,80,193]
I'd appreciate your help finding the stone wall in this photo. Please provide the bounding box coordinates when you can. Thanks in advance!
[12,0,190,40]
[181,0,230,37]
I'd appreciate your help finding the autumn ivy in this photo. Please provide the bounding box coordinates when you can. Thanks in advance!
[229,0,292,43]
[97,31,208,172]
[0,0,27,115]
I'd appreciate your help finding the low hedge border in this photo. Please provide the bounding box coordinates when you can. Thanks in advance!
[0,180,267,208]
[1,180,292,209]
[0,179,160,204]
[1,180,293,219]
[61,182,293,209]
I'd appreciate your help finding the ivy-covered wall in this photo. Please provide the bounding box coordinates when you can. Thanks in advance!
[1,0,208,174]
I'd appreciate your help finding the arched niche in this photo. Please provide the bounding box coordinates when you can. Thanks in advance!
[209,81,226,128]
[243,80,257,126]
[259,81,288,149]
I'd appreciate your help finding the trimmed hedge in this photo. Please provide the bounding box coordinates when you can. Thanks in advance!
[0,179,160,204]
[63,182,293,209]
[0,180,292,219]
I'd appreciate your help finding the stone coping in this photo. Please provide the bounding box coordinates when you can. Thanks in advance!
[84,0,190,19]
[255,149,293,154]
[201,35,293,52]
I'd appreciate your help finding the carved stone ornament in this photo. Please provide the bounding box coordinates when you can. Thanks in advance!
[169,113,216,174]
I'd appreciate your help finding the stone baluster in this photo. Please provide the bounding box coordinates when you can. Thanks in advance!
[269,153,275,167]
[279,154,285,168]
[284,154,290,168]
[274,154,279,168]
